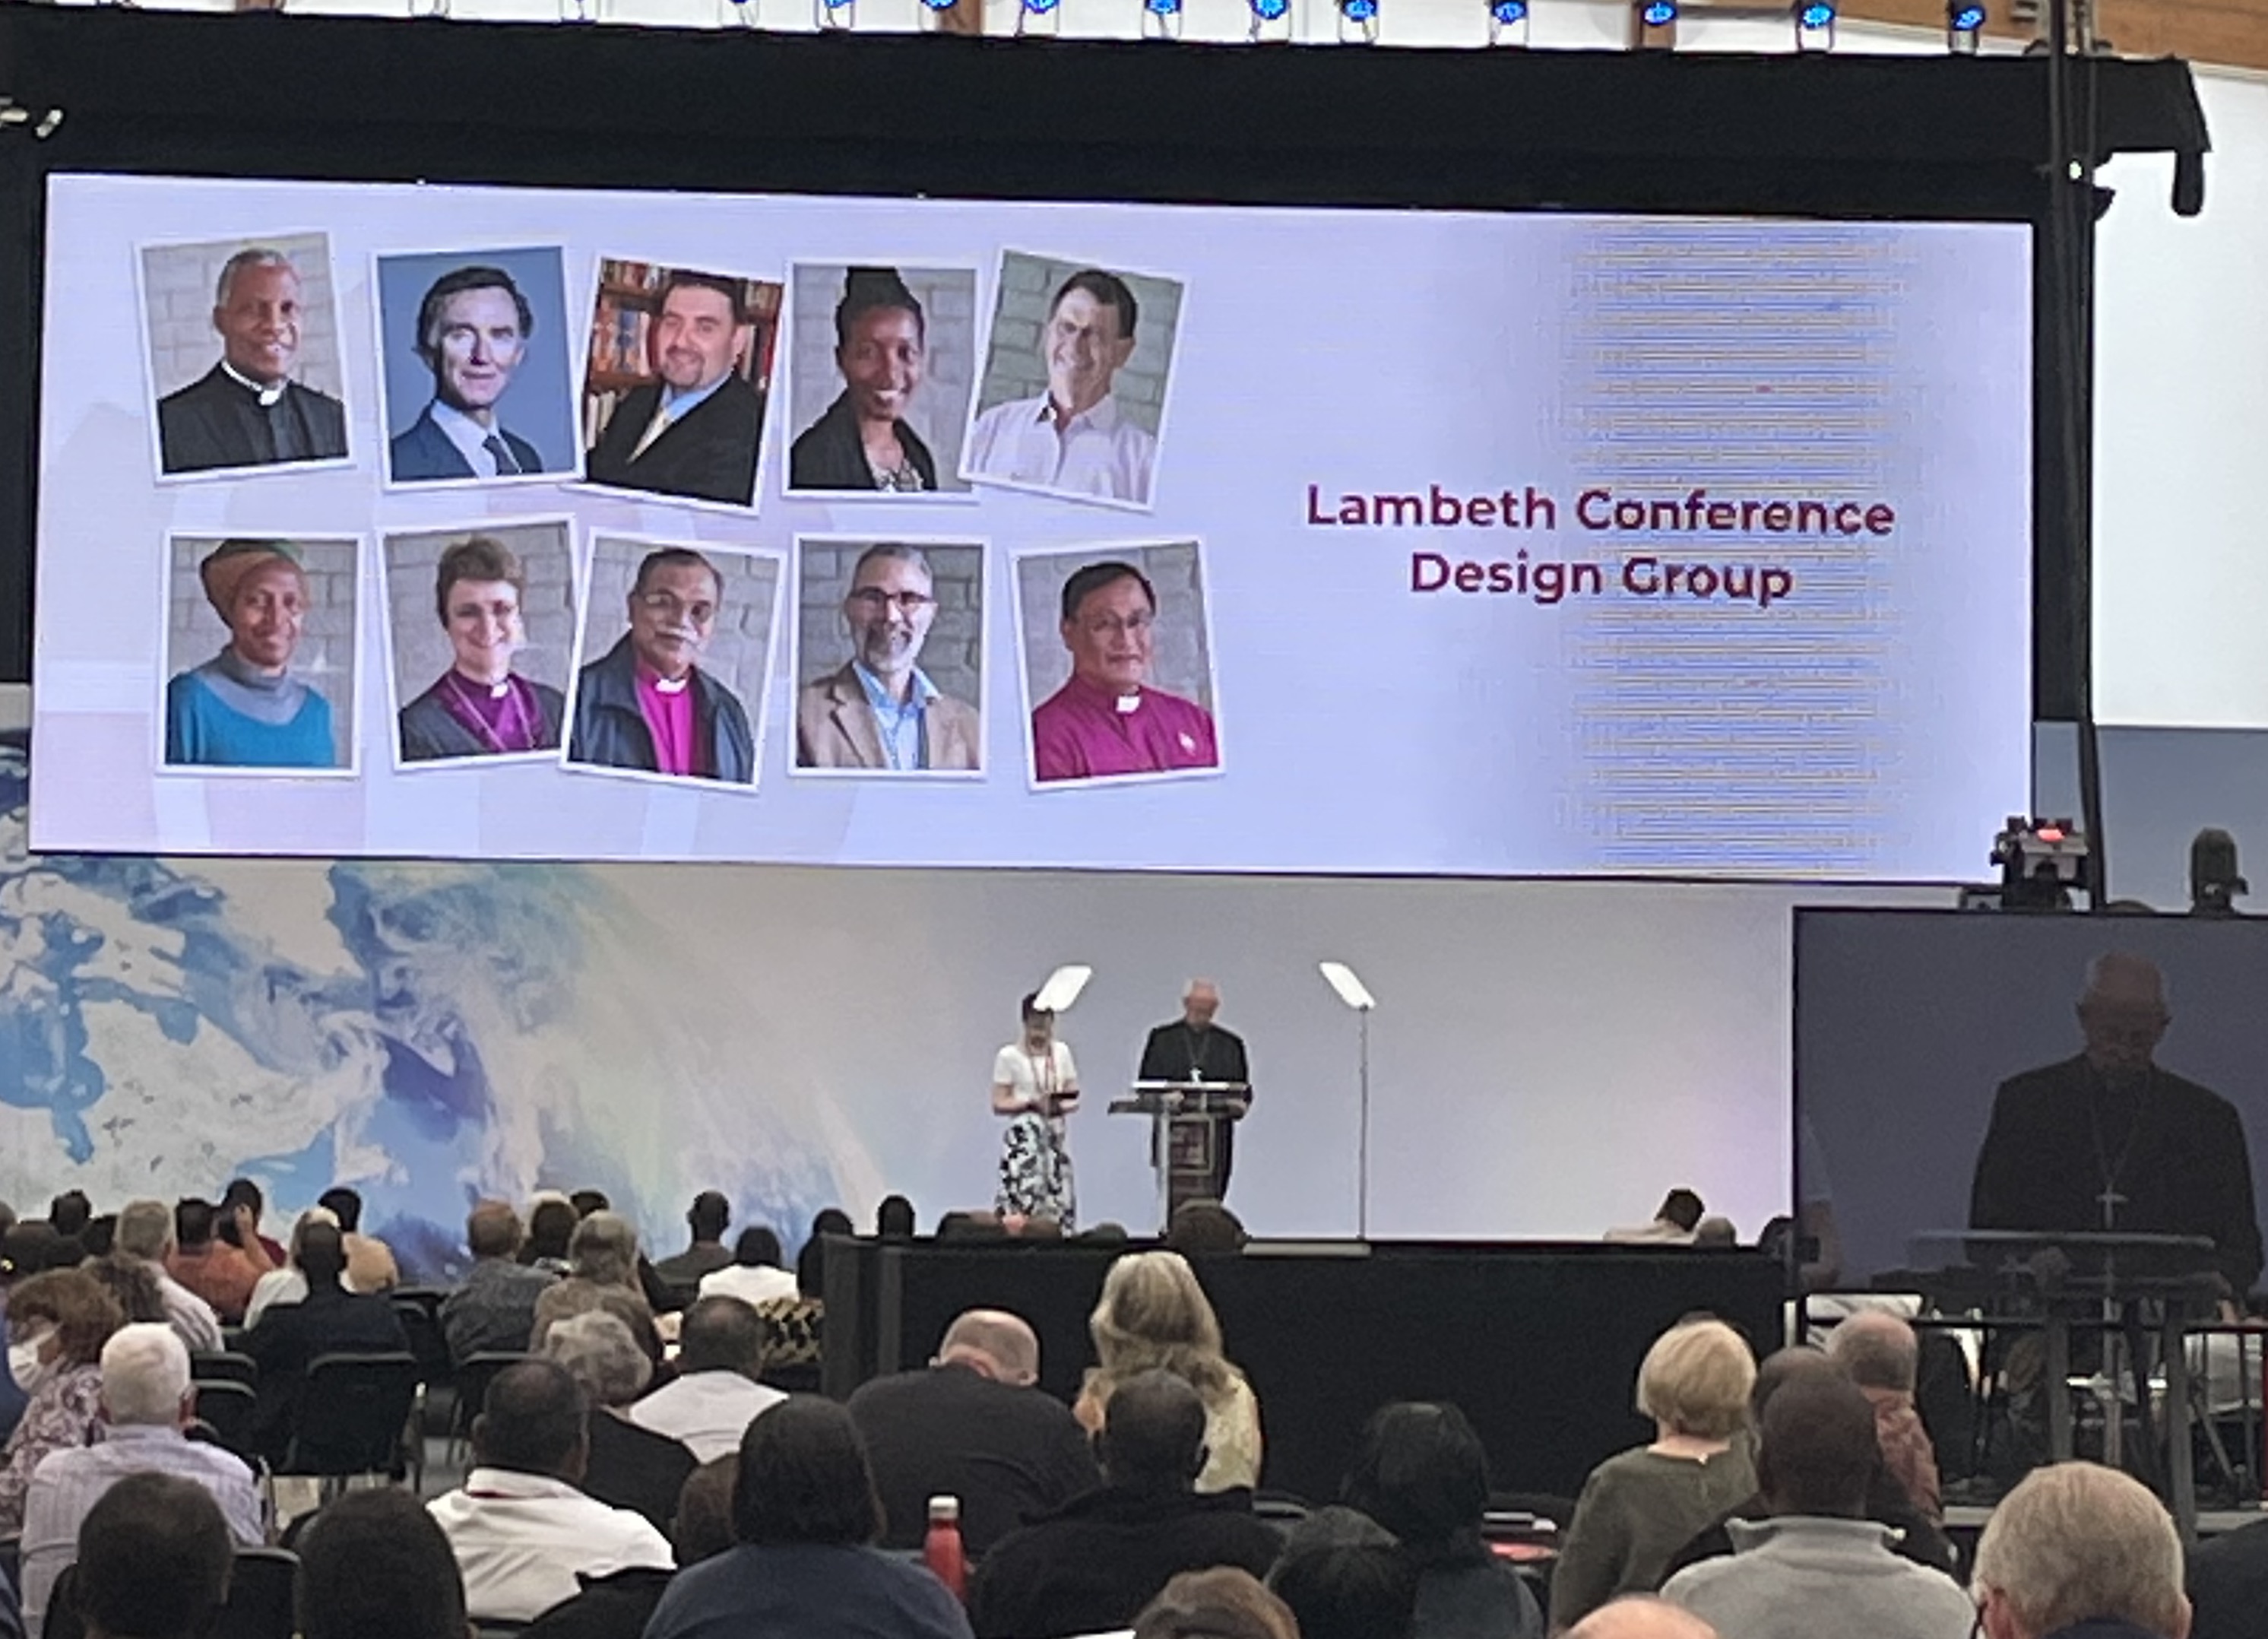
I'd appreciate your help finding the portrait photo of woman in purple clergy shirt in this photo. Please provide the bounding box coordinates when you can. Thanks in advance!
[388,526,572,765]
[1019,544,1221,788]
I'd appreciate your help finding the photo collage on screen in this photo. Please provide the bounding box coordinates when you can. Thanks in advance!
[140,232,1212,794]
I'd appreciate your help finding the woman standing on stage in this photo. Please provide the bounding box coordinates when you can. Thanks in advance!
[993,992,1080,1231]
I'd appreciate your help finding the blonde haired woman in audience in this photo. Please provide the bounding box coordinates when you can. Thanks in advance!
[1073,1249,1262,1492]
[1547,1317,1758,1634]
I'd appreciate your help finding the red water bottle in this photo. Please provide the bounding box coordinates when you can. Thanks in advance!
[924,1494,967,1600]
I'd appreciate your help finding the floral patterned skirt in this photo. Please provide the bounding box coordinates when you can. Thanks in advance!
[997,1111,1077,1230]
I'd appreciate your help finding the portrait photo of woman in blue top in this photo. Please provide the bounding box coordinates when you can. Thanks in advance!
[163,537,345,770]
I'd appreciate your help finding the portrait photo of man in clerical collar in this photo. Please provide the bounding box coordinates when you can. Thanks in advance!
[141,234,352,480]
[374,246,579,490]
[962,254,1183,513]
[1013,541,1222,790]
[562,534,783,791]
[581,260,782,511]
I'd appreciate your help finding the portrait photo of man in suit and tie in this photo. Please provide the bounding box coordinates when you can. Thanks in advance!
[582,262,780,509]
[376,249,577,487]
[793,538,984,776]
[143,236,350,478]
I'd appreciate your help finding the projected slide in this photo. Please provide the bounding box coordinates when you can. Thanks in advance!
[33,174,2033,878]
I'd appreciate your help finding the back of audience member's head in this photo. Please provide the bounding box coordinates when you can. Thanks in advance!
[1098,1368,1209,1492]
[72,1472,232,1639]
[296,1219,347,1287]
[49,1189,94,1238]
[568,1210,639,1287]
[290,1206,341,1265]
[1748,1344,1844,1421]
[1565,1596,1725,1639]
[688,1190,730,1243]
[1972,1461,2187,1639]
[1755,1372,1877,1519]
[1077,1220,1132,1247]
[1690,1216,1738,1247]
[173,1198,217,1252]
[81,1214,117,1259]
[1657,1189,1706,1232]
[1165,1199,1250,1256]
[1823,1311,1921,1395]
[296,1485,469,1639]
[798,1208,854,1296]
[1636,1316,1756,1441]
[0,1199,14,1238]
[1271,1507,1417,1639]
[1342,1400,1491,1559]
[467,1199,524,1260]
[3,1219,68,1281]
[525,1196,578,1261]
[1091,1248,1233,1399]
[315,1187,364,1234]
[85,1255,170,1328]
[876,1194,917,1240]
[540,1308,653,1409]
[680,1295,768,1378]
[474,1358,589,1481]
[569,1188,611,1219]
[676,1456,740,1565]
[733,1394,883,1546]
[937,1308,1041,1387]
[1132,1568,1300,1639]
[220,1178,265,1222]
[100,1323,193,1428]
[10,1267,126,1367]
[114,1200,175,1263]
[734,1225,783,1268]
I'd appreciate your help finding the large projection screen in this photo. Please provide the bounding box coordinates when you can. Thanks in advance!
[33,174,2033,879]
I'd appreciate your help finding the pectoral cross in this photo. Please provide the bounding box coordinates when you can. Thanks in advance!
[2099,1184,2127,1230]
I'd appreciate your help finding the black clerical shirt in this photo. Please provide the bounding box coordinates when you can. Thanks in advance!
[1969,1053,2264,1295]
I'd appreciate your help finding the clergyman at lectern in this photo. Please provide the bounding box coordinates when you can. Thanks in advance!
[1138,979,1253,1196]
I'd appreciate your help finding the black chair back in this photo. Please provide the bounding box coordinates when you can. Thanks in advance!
[192,1379,260,1461]
[283,1352,419,1477]
[46,1547,296,1639]
[392,1295,453,1384]
[189,1351,260,1387]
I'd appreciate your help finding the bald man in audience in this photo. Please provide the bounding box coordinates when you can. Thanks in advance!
[1825,1311,1940,1522]
[847,1308,1100,1553]
[1972,1462,2190,1639]
[1568,1599,1722,1639]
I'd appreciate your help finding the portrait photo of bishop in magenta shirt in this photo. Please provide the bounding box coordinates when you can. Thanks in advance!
[1031,558,1219,785]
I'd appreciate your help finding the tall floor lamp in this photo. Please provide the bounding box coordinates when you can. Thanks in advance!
[1317,961,1376,1241]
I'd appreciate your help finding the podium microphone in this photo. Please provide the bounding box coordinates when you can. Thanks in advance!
[2190,828,2247,916]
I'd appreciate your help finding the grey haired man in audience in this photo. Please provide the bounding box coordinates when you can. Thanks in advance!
[1972,1462,2190,1639]
[110,1199,223,1355]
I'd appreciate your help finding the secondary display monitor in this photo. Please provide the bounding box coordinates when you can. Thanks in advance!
[33,174,2034,877]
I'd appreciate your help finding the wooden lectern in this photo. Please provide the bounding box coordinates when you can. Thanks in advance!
[1110,1079,1250,1234]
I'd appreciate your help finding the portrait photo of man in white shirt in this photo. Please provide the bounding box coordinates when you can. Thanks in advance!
[963,259,1179,509]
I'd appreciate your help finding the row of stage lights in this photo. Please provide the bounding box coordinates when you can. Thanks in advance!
[784,0,1991,49]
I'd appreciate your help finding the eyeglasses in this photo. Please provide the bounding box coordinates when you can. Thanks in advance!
[637,591,717,624]
[1079,610,1154,638]
[847,589,936,616]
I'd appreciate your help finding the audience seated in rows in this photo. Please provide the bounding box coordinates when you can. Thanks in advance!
[628,1294,784,1460]
[971,1368,1281,1639]
[1343,1400,1544,1639]
[1658,1372,1974,1639]
[1974,1461,2190,1639]
[296,1486,468,1639]
[699,1226,800,1308]
[242,1220,409,1464]
[1131,1568,1297,1639]
[848,1307,1100,1553]
[654,1192,736,1289]
[1661,1346,1956,1580]
[543,1308,698,1531]
[645,1393,973,1639]
[532,1211,664,1362]
[163,1197,265,1325]
[1075,1250,1263,1494]
[442,1197,560,1362]
[1566,1598,1722,1639]
[521,1456,741,1639]
[109,1199,223,1355]
[0,1268,124,1533]
[19,1323,264,1631]
[1549,1316,1759,1631]
[1268,1506,1420,1639]
[68,1472,234,1639]
[426,1357,675,1622]
[1824,1310,1943,1523]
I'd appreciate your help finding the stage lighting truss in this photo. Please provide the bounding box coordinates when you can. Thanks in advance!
[1487,0,1529,44]
[1947,0,1986,49]
[1338,0,1379,43]
[1142,0,1185,39]
[1247,0,1294,43]
[1793,0,1833,48]
[1630,0,1676,46]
